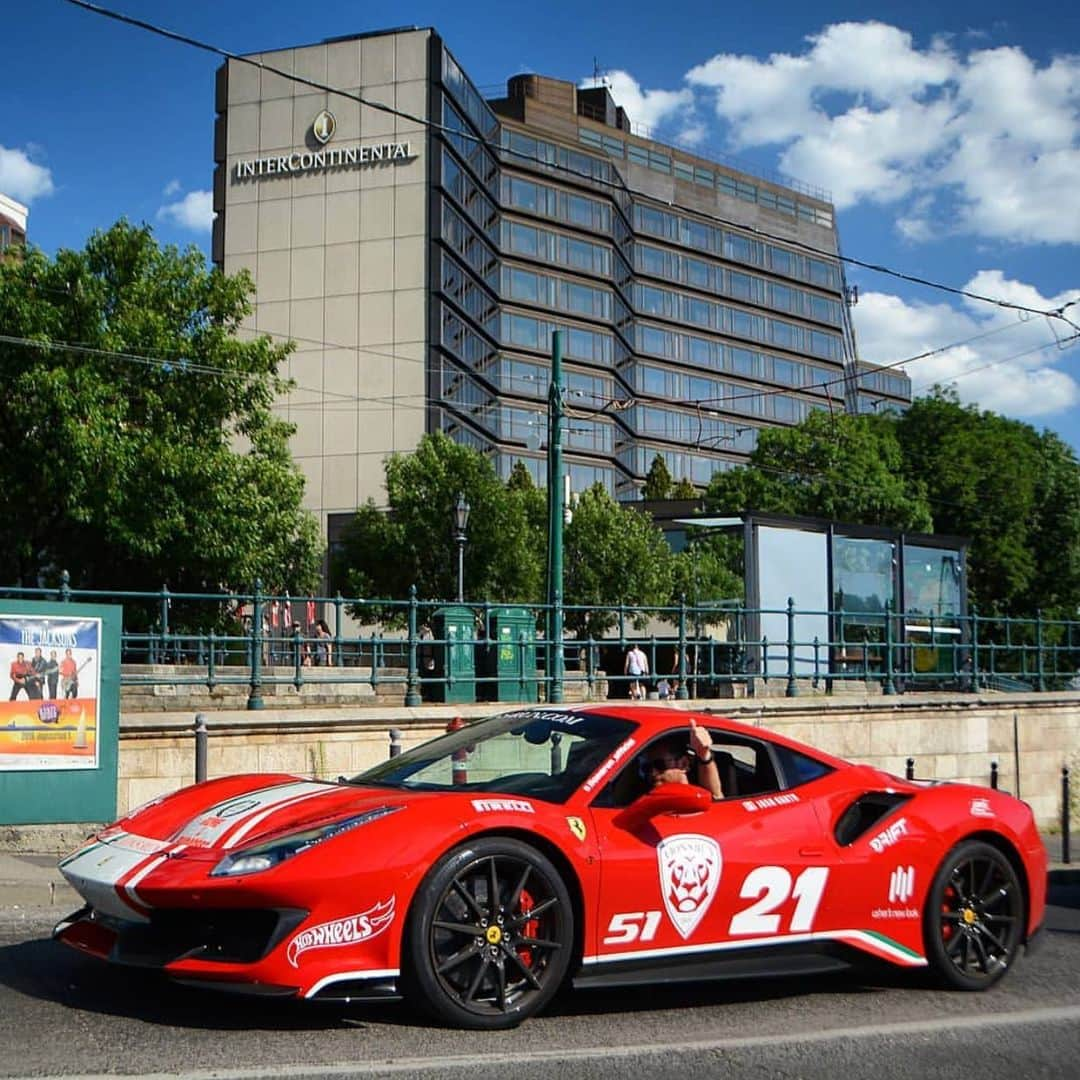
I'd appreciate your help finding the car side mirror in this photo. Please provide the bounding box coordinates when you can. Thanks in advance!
[614,782,711,830]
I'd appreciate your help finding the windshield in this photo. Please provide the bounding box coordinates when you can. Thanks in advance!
[349,709,637,804]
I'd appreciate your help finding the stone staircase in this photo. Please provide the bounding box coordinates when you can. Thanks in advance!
[120,664,404,712]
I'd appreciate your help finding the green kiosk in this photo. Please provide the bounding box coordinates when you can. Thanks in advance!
[479,607,538,703]
[429,605,476,704]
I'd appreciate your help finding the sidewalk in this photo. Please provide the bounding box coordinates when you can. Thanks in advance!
[0,851,79,911]
[2,838,1077,913]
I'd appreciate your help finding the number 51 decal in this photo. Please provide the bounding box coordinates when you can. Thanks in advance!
[604,866,829,944]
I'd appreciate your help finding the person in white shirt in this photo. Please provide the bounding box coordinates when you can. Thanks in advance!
[624,643,649,700]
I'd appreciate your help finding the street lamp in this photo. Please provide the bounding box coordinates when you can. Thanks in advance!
[453,492,470,603]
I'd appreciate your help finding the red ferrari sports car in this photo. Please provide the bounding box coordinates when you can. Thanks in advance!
[55,706,1047,1029]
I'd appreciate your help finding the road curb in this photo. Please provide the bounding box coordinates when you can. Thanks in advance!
[1048,865,1080,886]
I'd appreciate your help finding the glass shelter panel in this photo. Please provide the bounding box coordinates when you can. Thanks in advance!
[832,537,897,675]
[755,526,829,676]
[902,544,965,679]
[903,545,963,620]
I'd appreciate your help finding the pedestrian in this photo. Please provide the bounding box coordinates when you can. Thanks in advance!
[315,620,332,666]
[670,648,691,697]
[624,642,649,700]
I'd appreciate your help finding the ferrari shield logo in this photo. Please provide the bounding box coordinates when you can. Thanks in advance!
[657,833,722,939]
[566,816,587,842]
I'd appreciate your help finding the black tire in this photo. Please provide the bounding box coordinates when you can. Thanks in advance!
[923,840,1024,990]
[404,837,574,1029]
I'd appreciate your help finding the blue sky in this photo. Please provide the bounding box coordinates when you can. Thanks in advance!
[5,1,1079,445]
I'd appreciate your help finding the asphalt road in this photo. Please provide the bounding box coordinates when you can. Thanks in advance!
[2,881,1079,1080]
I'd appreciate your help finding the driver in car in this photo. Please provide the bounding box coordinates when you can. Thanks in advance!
[645,718,724,801]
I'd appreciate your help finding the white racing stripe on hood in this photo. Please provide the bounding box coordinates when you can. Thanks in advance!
[169,781,336,850]
[60,839,158,922]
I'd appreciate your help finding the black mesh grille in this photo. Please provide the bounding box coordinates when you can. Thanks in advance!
[111,907,306,966]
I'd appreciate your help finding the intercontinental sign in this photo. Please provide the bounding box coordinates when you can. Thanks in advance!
[233,110,418,181]
[234,140,416,180]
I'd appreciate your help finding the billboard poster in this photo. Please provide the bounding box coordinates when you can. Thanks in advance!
[0,615,101,771]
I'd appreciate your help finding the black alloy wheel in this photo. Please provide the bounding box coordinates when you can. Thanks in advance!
[405,837,573,1029]
[924,839,1024,990]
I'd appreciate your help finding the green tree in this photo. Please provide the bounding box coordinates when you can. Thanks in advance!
[1029,432,1080,617]
[337,433,545,608]
[895,390,1080,616]
[642,453,673,499]
[506,460,534,491]
[564,485,675,638]
[0,221,321,597]
[705,410,933,533]
[671,477,698,500]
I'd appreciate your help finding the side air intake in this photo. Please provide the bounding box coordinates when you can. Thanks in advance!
[834,793,911,847]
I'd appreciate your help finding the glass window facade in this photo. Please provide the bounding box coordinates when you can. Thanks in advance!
[429,42,906,499]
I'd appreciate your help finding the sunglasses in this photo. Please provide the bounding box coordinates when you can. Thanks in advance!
[647,753,688,773]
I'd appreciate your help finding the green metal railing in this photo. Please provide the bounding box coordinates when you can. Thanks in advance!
[5,574,1080,706]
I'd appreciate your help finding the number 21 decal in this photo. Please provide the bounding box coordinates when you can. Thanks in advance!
[728,866,829,935]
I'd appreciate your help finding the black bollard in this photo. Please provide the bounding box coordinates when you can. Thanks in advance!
[905,757,915,781]
[990,760,999,790]
[1063,765,1071,866]
[194,713,208,783]
[389,727,403,758]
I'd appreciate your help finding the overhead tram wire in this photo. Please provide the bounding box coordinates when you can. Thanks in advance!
[66,0,1080,331]
[0,333,431,413]
[10,264,1064,420]
[910,333,1080,395]
[7,294,1057,423]
[688,314,1045,411]
[8,330,1075,511]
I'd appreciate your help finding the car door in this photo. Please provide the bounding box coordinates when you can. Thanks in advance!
[584,729,837,975]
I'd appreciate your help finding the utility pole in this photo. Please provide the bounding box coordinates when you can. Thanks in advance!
[547,330,565,704]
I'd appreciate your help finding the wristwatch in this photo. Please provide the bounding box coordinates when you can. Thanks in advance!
[694,749,713,764]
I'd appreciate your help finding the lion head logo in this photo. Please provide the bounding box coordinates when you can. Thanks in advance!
[657,834,722,938]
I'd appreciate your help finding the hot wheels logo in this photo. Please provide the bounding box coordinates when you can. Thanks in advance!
[657,833,722,939]
[287,897,395,967]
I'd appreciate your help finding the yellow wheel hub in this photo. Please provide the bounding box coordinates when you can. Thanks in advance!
[485,925,503,945]
[962,907,978,925]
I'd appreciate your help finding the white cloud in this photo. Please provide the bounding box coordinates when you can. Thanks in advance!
[778,98,956,209]
[0,145,55,203]
[683,22,1080,243]
[675,121,708,148]
[853,274,1080,417]
[157,189,214,232]
[162,178,182,197]
[585,70,692,134]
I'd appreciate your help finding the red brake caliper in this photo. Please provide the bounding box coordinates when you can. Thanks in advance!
[517,889,537,968]
[942,883,957,943]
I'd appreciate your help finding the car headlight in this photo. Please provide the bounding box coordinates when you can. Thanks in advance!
[210,805,403,877]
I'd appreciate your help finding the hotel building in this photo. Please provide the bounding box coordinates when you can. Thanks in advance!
[0,193,27,254]
[212,27,910,550]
